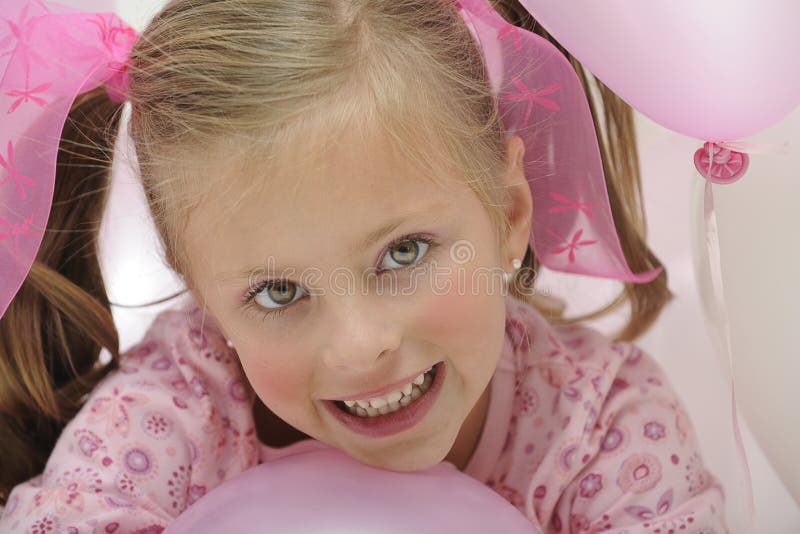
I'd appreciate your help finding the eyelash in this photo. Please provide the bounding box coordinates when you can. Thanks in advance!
[242,234,438,321]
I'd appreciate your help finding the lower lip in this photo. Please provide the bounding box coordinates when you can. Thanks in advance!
[321,361,446,438]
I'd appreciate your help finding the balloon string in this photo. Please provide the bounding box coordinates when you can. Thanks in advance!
[702,179,757,532]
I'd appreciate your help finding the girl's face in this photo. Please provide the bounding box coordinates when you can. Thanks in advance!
[185,129,531,471]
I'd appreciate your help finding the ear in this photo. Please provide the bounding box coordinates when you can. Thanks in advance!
[498,135,532,271]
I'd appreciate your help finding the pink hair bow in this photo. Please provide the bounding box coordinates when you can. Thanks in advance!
[456,0,662,284]
[0,0,138,318]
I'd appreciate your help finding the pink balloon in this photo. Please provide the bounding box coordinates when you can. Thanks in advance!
[163,445,538,533]
[519,0,800,140]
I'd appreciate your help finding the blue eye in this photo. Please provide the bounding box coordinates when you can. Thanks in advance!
[243,234,437,320]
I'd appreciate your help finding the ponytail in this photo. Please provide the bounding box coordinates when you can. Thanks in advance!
[0,87,123,503]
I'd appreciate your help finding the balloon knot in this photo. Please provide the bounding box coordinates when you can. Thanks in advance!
[694,141,750,184]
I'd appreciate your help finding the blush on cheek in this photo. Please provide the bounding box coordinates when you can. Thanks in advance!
[239,356,303,405]
[416,283,495,344]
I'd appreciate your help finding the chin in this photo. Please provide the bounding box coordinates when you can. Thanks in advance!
[343,436,454,473]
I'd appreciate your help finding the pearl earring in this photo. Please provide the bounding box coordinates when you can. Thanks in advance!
[503,258,522,285]
[226,338,235,348]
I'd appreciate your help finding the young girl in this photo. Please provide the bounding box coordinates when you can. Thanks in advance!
[0,0,727,532]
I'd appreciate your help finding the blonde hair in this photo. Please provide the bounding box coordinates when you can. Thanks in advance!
[0,0,671,502]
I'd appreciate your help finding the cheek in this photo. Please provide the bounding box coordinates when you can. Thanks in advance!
[236,345,309,406]
[415,272,504,356]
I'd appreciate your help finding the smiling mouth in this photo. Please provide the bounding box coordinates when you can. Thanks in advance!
[332,363,440,418]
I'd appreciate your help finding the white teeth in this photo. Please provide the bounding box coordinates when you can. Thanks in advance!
[369,397,388,409]
[348,383,428,417]
[385,390,403,404]
[341,364,439,418]
[341,366,437,409]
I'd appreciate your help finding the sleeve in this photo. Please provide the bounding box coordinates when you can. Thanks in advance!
[0,307,259,534]
[549,346,728,533]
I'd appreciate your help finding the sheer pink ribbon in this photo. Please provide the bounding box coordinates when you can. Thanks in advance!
[0,0,137,319]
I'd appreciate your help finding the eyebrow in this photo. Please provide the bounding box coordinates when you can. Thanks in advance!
[216,200,450,283]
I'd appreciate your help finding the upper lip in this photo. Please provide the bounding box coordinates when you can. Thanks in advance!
[324,362,440,402]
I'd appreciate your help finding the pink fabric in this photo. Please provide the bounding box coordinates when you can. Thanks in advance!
[463,298,727,532]
[0,295,726,533]
[456,0,663,284]
[0,0,138,319]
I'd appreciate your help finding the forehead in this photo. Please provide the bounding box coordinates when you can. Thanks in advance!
[183,125,469,282]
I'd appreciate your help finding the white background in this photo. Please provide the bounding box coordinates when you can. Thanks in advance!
[92,1,800,532]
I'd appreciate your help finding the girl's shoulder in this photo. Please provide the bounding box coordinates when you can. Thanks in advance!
[502,294,681,436]
[502,295,630,372]
[490,297,725,531]
[0,298,259,533]
[503,290,682,393]
[123,296,244,381]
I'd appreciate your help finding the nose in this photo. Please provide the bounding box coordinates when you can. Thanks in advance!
[319,293,403,372]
